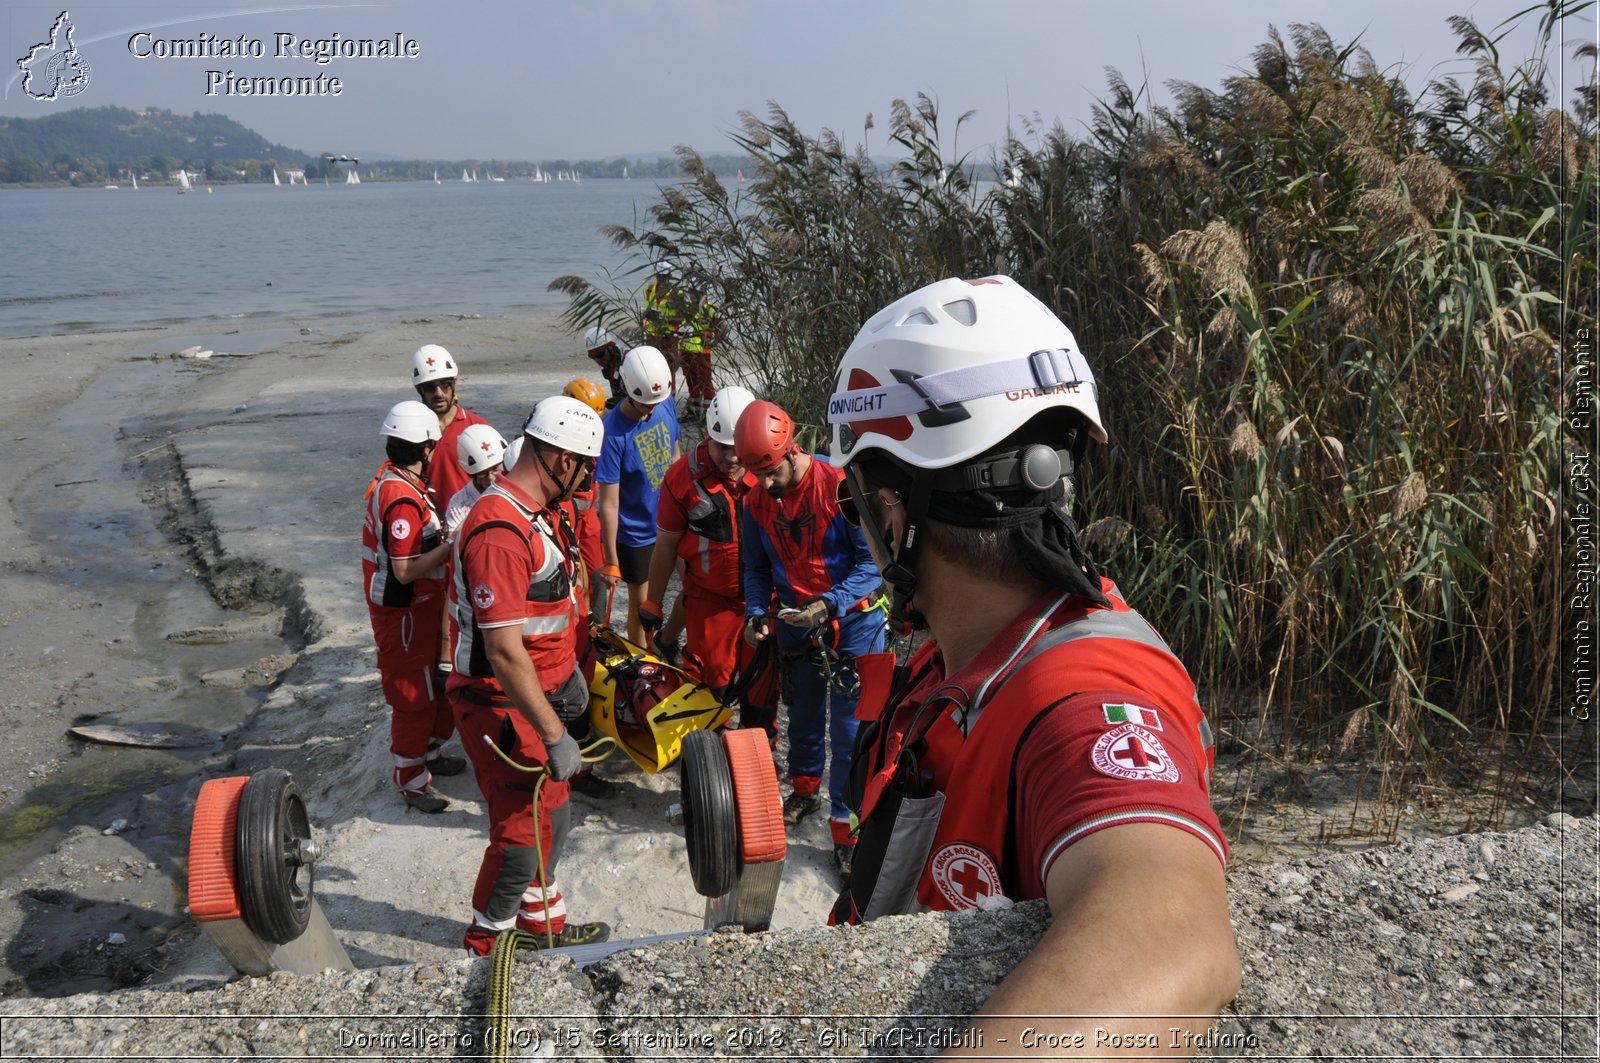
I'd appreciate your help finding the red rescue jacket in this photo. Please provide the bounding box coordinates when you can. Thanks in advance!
[832,581,1216,924]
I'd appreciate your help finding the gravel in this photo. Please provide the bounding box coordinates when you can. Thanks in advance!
[2,814,1593,1060]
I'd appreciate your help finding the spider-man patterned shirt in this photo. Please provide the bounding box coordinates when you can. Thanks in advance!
[740,454,883,653]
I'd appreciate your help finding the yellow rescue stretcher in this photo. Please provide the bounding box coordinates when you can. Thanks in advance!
[585,625,732,773]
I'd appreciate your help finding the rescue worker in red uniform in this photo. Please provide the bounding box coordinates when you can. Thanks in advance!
[447,396,611,955]
[552,378,621,800]
[738,399,887,880]
[639,385,757,699]
[824,276,1240,1052]
[361,401,467,814]
[411,343,487,671]
[560,378,608,621]
[411,343,487,512]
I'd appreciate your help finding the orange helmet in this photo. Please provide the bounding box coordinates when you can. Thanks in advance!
[562,377,607,415]
[734,399,795,473]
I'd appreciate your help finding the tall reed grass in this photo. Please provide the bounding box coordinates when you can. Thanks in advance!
[553,6,1596,829]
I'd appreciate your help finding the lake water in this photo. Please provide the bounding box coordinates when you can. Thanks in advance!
[0,178,660,338]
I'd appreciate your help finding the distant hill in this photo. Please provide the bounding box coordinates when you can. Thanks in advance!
[0,104,757,185]
[0,105,308,165]
[0,105,311,184]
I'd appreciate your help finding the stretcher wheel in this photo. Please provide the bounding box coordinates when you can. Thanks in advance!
[680,729,738,897]
[188,776,250,922]
[723,729,785,865]
[235,769,315,944]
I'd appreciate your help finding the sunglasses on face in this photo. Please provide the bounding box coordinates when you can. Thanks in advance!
[837,473,903,527]
[419,380,455,393]
[836,478,864,526]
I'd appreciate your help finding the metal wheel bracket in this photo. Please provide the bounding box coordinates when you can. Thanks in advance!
[680,728,787,931]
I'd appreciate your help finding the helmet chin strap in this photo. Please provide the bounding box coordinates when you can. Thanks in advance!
[536,448,583,501]
[850,465,931,635]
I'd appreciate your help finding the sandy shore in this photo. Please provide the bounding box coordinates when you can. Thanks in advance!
[0,311,843,996]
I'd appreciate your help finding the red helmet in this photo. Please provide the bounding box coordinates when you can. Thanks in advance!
[734,399,795,473]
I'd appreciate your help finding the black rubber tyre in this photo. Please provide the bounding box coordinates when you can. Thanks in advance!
[235,768,314,944]
[680,729,738,898]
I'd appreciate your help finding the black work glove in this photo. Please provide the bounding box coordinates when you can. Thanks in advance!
[638,599,664,639]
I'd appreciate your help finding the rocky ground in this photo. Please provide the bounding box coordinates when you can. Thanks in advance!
[1,814,1594,1059]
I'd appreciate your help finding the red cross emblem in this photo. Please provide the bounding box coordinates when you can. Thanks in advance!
[651,381,663,393]
[425,356,436,367]
[480,440,492,453]
[1113,733,1157,769]
[1091,724,1180,783]
[472,584,495,610]
[930,843,1002,909]
[949,858,992,901]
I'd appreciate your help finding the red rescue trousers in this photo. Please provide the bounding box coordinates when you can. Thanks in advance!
[681,589,747,691]
[370,600,455,793]
[679,349,714,404]
[450,684,574,935]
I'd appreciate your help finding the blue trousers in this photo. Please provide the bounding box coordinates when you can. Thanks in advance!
[784,655,863,822]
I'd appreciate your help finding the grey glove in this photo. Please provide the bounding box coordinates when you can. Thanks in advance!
[543,730,582,781]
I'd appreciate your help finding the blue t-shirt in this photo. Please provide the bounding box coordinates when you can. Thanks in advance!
[596,401,681,547]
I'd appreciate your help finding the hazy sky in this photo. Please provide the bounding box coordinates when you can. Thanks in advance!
[3,1,1593,161]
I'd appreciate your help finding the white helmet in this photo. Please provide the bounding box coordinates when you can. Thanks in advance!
[380,400,441,443]
[411,343,458,386]
[583,325,611,351]
[619,345,672,405]
[502,436,524,472]
[827,275,1106,471]
[523,396,603,457]
[705,385,756,445]
[456,423,508,474]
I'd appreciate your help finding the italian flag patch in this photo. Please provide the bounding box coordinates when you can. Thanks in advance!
[1103,703,1162,730]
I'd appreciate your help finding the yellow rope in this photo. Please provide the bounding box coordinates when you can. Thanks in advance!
[480,732,617,1059]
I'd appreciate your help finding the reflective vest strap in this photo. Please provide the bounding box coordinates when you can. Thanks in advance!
[964,599,1183,736]
[452,514,534,679]
[457,517,529,557]
[379,493,425,527]
[365,470,435,608]
[1012,604,1176,678]
[521,614,570,636]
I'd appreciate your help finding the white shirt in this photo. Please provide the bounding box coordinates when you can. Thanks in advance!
[443,481,483,535]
